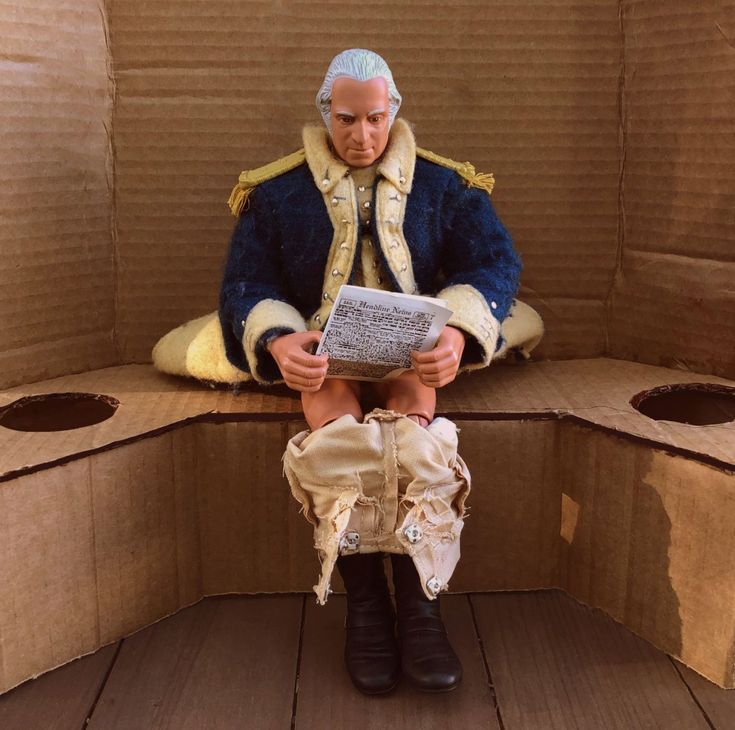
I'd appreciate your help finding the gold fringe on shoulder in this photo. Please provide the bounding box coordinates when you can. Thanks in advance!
[227,148,307,216]
[227,185,256,217]
[416,146,495,196]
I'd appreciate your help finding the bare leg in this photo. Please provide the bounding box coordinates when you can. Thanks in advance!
[371,370,436,427]
[301,378,363,430]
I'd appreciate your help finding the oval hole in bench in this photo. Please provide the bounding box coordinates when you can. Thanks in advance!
[631,383,735,426]
[0,392,119,432]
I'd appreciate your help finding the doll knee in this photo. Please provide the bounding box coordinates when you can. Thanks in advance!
[380,371,436,425]
[301,378,362,430]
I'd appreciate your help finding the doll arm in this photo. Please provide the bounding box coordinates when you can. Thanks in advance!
[218,185,307,384]
[436,174,522,369]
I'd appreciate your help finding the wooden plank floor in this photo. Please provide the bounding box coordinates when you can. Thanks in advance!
[1,590,732,730]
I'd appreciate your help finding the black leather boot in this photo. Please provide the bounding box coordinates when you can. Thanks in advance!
[336,553,401,694]
[390,554,463,692]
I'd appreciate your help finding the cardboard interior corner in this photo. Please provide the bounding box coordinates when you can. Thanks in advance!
[1,360,734,693]
[1,0,734,697]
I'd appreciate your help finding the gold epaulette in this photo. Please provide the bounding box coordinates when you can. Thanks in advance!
[227,148,307,216]
[416,146,495,196]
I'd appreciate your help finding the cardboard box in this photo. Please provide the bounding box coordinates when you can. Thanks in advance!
[0,0,733,694]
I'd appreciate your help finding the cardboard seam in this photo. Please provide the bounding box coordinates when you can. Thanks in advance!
[100,0,122,363]
[191,430,205,600]
[168,431,182,608]
[87,457,102,649]
[715,21,735,51]
[603,0,628,355]
[0,536,5,689]
[0,412,732,488]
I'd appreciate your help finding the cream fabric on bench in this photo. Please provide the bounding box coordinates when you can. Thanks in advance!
[151,299,544,385]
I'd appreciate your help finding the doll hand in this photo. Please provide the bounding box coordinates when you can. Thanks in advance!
[267,331,329,393]
[411,325,466,388]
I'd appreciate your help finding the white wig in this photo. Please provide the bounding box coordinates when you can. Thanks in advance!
[316,48,402,131]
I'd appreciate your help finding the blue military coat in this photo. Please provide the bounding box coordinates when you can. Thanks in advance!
[219,119,522,384]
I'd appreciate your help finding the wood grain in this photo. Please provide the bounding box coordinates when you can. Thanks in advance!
[3,593,732,728]
[294,593,500,729]
[673,660,735,728]
[0,643,118,730]
[87,596,302,730]
[471,590,711,729]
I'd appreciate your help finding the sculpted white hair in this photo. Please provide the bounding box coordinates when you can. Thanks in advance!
[316,48,402,131]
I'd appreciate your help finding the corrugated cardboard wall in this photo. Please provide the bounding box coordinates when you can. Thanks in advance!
[107,0,622,364]
[0,1,117,390]
[3,2,731,386]
[609,1,735,379]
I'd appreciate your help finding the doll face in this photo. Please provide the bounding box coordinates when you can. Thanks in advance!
[329,76,390,167]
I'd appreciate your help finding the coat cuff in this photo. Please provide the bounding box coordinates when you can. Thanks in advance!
[437,284,501,371]
[242,299,307,383]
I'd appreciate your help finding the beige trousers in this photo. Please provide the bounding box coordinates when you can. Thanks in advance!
[282,408,471,604]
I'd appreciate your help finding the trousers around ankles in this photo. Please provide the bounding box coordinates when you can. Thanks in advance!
[282,408,471,605]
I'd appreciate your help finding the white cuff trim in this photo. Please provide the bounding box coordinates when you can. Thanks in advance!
[243,299,307,383]
[437,284,501,370]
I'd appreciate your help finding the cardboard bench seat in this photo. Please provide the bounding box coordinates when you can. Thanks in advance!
[0,358,733,693]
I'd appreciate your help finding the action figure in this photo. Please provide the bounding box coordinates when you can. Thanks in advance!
[218,48,523,695]
[157,49,537,695]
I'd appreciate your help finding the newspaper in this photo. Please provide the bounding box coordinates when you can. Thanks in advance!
[315,285,453,381]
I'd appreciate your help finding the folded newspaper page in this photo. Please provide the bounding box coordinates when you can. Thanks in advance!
[315,285,453,381]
